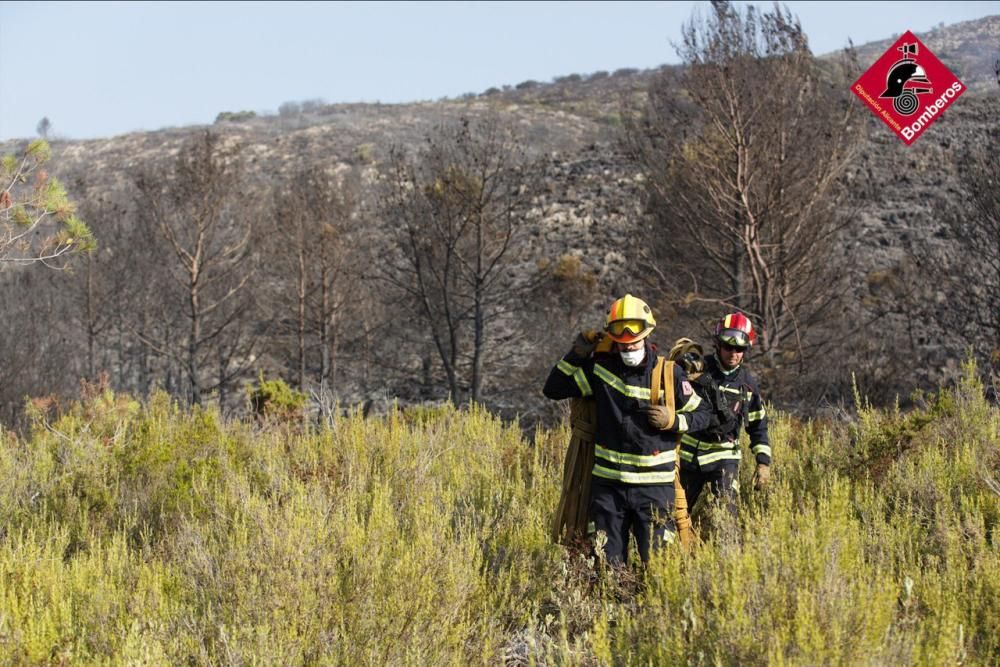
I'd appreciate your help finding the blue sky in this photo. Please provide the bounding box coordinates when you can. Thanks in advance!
[1,1,997,141]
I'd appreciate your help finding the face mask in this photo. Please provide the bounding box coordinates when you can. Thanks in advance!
[620,347,645,367]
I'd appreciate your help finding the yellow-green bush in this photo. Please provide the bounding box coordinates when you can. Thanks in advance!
[0,366,997,664]
[247,374,307,422]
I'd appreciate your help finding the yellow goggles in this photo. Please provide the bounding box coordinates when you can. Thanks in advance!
[607,319,648,337]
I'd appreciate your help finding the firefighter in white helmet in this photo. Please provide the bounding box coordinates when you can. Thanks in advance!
[676,312,772,519]
[543,294,716,565]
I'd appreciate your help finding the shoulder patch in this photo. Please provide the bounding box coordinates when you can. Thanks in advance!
[681,381,693,396]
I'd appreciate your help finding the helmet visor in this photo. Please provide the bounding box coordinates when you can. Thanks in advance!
[607,319,648,337]
[718,329,750,348]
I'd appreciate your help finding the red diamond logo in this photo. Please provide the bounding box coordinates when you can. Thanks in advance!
[852,31,965,146]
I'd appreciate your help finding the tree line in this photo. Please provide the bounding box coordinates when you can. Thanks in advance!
[1,2,996,426]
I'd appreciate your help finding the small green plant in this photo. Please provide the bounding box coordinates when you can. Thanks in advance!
[400,401,454,426]
[247,373,307,422]
[849,373,958,481]
[355,143,375,163]
[601,111,623,126]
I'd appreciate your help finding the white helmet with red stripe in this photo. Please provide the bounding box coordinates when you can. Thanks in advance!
[715,312,757,348]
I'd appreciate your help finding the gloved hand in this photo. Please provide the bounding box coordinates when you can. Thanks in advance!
[644,404,676,431]
[571,330,601,358]
[753,463,771,490]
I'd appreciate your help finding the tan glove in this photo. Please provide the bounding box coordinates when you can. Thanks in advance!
[753,463,771,489]
[644,404,676,431]
[571,330,603,358]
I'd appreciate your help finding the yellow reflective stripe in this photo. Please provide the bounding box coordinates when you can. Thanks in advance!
[595,444,675,467]
[675,414,688,433]
[557,359,592,397]
[699,440,738,452]
[593,364,650,400]
[752,443,772,457]
[681,433,738,451]
[593,464,675,484]
[677,392,702,413]
[749,408,765,422]
[679,449,695,462]
[697,450,742,465]
[720,386,742,395]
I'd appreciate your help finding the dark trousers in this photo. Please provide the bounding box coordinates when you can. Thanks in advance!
[681,461,739,518]
[589,479,675,565]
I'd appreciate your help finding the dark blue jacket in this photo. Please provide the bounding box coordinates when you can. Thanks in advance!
[544,343,715,486]
[680,354,771,472]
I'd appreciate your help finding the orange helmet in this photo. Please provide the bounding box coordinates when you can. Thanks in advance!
[715,312,756,348]
[605,294,656,343]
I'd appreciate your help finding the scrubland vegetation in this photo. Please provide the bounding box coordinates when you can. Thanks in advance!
[1,363,997,665]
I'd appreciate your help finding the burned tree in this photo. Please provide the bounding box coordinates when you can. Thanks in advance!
[624,1,861,381]
[375,116,543,404]
[266,166,358,395]
[133,132,259,406]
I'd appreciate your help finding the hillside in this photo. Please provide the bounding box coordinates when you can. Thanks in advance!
[0,14,996,422]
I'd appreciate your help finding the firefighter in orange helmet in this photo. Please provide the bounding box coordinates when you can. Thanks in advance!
[678,312,772,519]
[543,294,716,565]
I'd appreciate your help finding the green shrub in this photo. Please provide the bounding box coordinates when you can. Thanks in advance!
[355,142,375,163]
[0,367,997,664]
[247,373,307,422]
